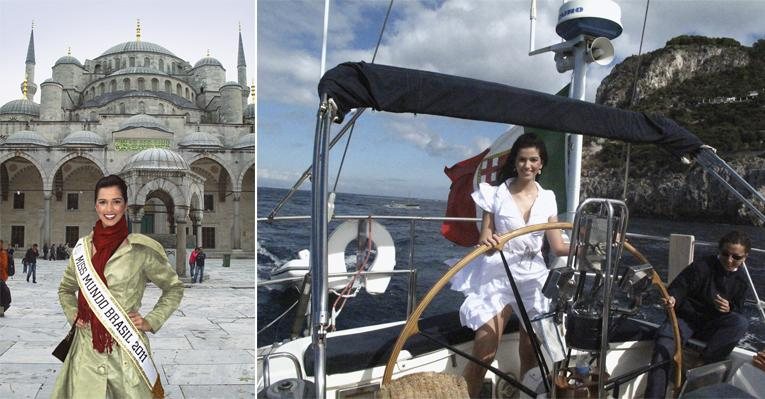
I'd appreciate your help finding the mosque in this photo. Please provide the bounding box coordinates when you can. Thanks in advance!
[0,21,255,275]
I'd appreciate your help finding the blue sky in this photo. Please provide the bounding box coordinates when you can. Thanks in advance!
[0,0,255,106]
[260,0,762,201]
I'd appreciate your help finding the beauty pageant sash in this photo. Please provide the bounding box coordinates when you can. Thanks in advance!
[72,238,164,397]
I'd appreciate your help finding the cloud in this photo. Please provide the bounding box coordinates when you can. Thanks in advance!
[387,119,473,157]
[257,168,303,187]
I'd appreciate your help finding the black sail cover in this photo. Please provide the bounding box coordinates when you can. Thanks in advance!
[318,62,704,160]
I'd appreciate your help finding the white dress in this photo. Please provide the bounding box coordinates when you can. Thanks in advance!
[450,179,558,331]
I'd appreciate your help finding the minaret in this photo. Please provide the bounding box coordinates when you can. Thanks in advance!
[23,21,37,100]
[237,23,247,89]
[238,23,248,109]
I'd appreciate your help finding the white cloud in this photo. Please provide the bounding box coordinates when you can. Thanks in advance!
[257,168,303,186]
[387,119,472,157]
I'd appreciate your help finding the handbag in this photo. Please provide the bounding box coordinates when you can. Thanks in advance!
[52,324,76,362]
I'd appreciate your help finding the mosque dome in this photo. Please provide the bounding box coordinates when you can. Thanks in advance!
[42,78,63,86]
[193,57,223,68]
[110,67,167,76]
[117,113,171,133]
[233,133,255,149]
[62,130,106,147]
[3,130,51,147]
[178,131,223,148]
[54,55,83,68]
[123,148,189,171]
[100,41,176,58]
[244,103,255,119]
[0,99,40,116]
[220,81,242,90]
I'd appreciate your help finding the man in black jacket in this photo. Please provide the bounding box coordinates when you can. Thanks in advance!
[24,244,39,283]
[645,230,751,398]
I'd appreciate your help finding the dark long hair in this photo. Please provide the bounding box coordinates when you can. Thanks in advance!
[94,174,128,202]
[495,132,548,185]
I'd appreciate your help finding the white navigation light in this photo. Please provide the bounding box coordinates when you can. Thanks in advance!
[556,0,622,40]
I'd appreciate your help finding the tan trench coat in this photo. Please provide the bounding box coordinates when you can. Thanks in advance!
[52,233,184,398]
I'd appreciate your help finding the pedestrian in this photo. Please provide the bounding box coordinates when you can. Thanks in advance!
[193,247,206,284]
[49,243,56,261]
[24,243,39,283]
[43,243,49,260]
[7,245,15,279]
[188,247,198,278]
[52,174,183,397]
[0,239,10,317]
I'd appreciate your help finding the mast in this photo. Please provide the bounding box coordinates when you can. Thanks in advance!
[529,0,620,220]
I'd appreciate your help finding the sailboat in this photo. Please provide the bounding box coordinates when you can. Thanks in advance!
[257,1,765,397]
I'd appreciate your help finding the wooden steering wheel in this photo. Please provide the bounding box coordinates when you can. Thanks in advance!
[381,222,682,391]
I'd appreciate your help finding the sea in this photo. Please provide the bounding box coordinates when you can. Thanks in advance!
[257,186,765,351]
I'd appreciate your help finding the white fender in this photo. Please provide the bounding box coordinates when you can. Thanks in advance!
[328,220,397,294]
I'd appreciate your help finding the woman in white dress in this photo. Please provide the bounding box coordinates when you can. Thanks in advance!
[450,133,569,397]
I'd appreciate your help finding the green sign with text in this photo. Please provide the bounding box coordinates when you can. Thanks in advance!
[114,139,171,151]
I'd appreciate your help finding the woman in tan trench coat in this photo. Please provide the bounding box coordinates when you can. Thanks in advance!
[53,175,184,398]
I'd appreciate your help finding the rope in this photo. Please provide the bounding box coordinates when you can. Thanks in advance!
[258,298,300,334]
[332,122,356,192]
[622,0,651,201]
[329,217,375,330]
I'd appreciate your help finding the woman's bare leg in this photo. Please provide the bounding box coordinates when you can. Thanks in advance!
[463,306,513,398]
[519,327,538,378]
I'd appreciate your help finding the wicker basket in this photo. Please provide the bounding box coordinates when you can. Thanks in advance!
[379,372,470,399]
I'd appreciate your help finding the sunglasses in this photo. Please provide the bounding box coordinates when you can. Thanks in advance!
[720,250,746,261]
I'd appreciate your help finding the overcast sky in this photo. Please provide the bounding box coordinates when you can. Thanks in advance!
[0,0,255,104]
[258,0,765,201]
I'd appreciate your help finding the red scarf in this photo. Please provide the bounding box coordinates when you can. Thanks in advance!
[76,216,128,353]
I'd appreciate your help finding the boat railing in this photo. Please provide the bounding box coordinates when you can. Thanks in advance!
[257,351,303,389]
[259,216,765,322]
[259,214,481,319]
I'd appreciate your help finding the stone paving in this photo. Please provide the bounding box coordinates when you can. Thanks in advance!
[0,257,256,398]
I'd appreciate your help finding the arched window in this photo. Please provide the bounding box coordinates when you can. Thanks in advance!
[176,83,182,96]
[119,103,126,114]
[138,101,146,113]
[151,78,159,91]
[164,80,172,93]
[171,62,176,74]
[74,113,80,121]
[144,57,150,67]
[90,87,95,99]
[158,103,165,114]
[137,78,145,91]
[109,59,113,70]
[158,59,164,71]
[185,87,190,99]
[89,111,97,121]
[123,78,131,90]
[94,64,102,74]
[110,79,117,92]
[115,58,120,69]
[129,57,135,67]
[98,83,105,95]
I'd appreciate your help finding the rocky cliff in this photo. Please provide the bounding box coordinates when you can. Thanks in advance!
[583,36,765,225]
